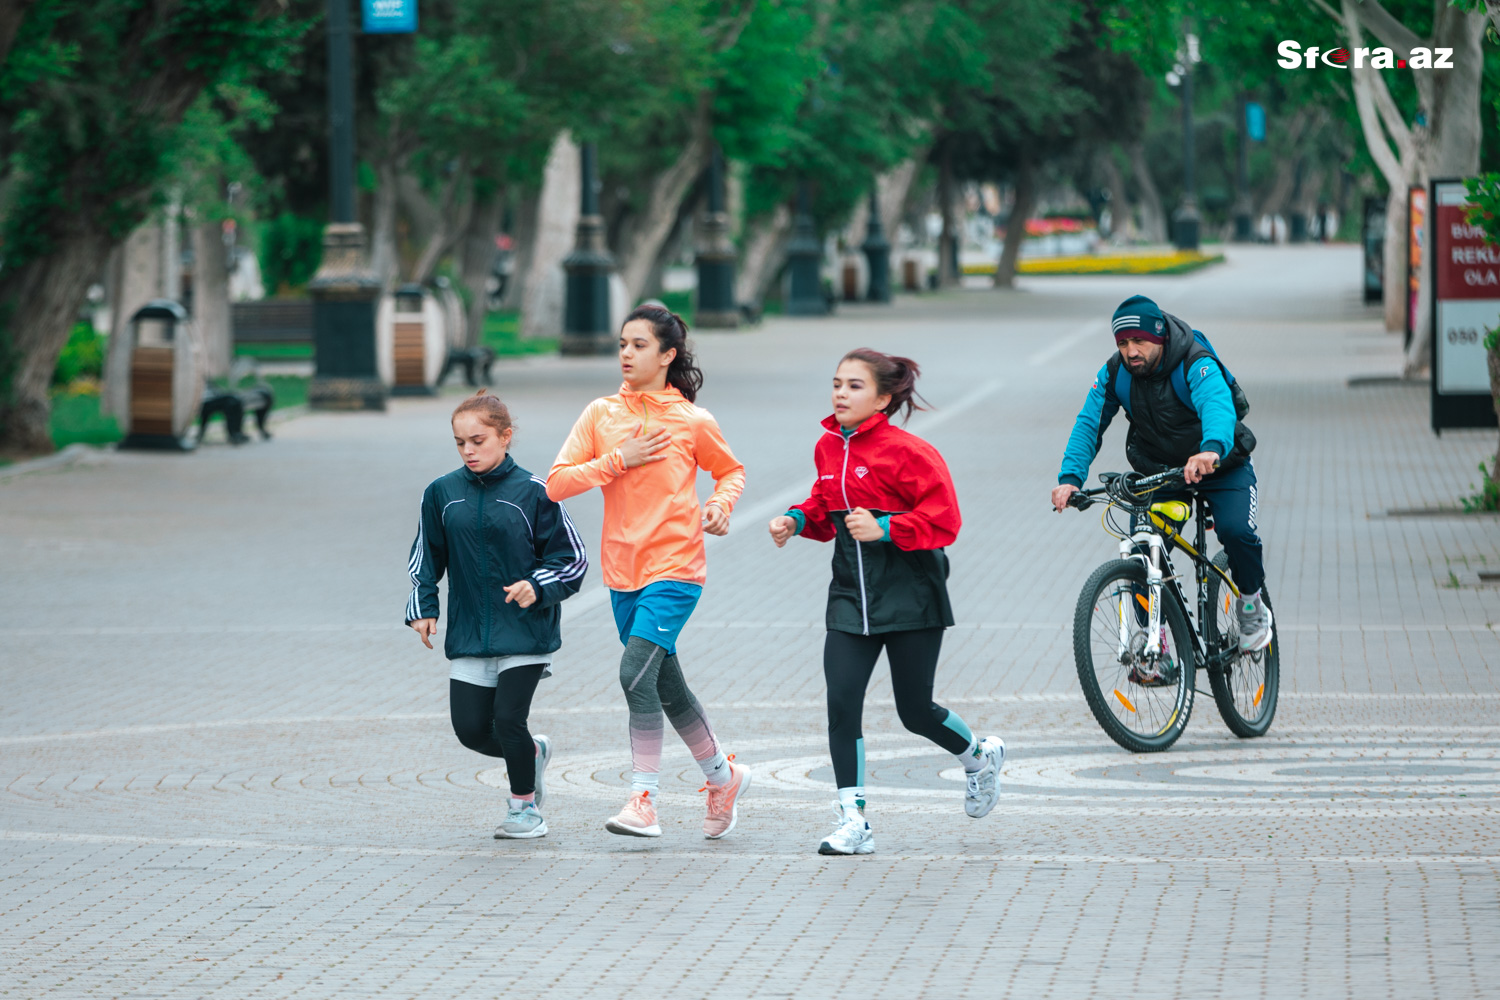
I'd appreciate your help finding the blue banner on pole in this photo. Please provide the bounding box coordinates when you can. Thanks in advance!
[1246,102,1266,142]
[362,0,417,33]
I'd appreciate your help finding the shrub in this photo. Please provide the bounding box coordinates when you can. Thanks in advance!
[53,322,105,386]
[259,212,324,293]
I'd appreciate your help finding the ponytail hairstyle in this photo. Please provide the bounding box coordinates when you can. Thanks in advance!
[840,348,929,424]
[623,304,703,403]
[451,388,513,434]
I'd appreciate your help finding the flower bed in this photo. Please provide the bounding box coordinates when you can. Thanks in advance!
[963,249,1225,277]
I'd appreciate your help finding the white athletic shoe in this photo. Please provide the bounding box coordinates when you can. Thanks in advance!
[494,802,548,839]
[964,736,1004,819]
[818,803,875,856]
[533,734,552,809]
[1237,593,1274,652]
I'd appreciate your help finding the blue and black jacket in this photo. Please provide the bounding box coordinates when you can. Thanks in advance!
[1059,314,1256,486]
[405,455,588,660]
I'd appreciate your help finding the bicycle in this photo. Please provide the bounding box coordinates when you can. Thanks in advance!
[1063,467,1279,752]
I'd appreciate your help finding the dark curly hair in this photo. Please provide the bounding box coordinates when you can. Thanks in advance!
[623,304,703,403]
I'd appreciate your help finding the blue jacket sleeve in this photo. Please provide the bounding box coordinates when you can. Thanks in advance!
[1058,364,1119,487]
[405,486,446,625]
[527,496,588,608]
[1186,357,1235,460]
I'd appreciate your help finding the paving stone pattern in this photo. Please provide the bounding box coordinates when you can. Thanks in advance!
[2,246,1497,998]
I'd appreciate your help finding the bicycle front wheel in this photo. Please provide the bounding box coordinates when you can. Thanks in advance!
[1205,551,1280,738]
[1073,559,1195,753]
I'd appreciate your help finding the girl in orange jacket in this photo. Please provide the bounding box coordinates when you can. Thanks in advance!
[547,305,750,840]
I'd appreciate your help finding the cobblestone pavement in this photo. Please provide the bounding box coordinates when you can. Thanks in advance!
[2,246,1498,998]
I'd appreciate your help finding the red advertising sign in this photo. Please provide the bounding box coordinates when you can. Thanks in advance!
[1432,180,1499,405]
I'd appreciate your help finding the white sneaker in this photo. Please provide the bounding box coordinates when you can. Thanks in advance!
[818,803,875,856]
[1237,593,1274,652]
[494,802,548,839]
[964,736,1004,819]
[533,735,552,809]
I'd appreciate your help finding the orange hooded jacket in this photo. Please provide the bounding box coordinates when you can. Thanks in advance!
[546,384,746,592]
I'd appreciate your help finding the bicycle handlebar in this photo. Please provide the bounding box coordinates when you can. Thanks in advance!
[1062,467,1187,511]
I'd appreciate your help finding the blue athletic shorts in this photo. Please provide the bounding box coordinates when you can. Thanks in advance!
[610,581,703,655]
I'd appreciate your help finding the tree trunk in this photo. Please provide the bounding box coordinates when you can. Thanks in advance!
[937,142,959,288]
[458,190,504,351]
[615,98,715,304]
[503,189,539,311]
[521,132,580,340]
[0,0,38,68]
[407,166,474,284]
[370,157,401,292]
[1126,141,1167,243]
[735,203,793,311]
[103,220,163,423]
[1382,186,1409,333]
[1403,6,1485,375]
[192,218,232,378]
[876,156,924,238]
[0,234,114,454]
[1097,150,1134,242]
[995,162,1037,289]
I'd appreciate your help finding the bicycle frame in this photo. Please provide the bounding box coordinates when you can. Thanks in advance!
[1121,496,1242,673]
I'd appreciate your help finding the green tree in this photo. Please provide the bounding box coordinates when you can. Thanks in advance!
[0,0,302,455]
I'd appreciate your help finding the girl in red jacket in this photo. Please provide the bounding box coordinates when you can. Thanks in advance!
[768,348,1004,855]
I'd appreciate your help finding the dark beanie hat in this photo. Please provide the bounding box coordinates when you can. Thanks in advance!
[1112,294,1166,344]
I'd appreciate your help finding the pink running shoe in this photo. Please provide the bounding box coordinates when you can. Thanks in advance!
[605,790,662,838]
[701,757,751,840]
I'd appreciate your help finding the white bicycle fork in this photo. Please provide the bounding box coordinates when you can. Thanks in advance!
[1117,530,1165,658]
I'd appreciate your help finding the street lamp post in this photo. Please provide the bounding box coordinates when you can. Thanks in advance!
[786,180,826,316]
[308,0,385,412]
[862,186,891,304]
[560,142,617,355]
[694,147,739,329]
[1171,32,1201,252]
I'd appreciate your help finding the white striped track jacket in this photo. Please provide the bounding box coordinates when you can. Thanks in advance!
[406,454,588,660]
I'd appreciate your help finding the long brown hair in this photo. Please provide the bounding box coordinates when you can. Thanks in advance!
[840,348,928,423]
[624,304,704,402]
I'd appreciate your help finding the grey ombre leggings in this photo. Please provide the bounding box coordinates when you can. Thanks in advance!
[619,636,721,782]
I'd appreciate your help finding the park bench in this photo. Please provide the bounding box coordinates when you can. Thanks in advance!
[197,358,274,445]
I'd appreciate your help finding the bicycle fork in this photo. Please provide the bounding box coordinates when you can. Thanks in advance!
[1119,530,1165,659]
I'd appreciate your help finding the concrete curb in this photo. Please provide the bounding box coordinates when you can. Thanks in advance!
[0,443,110,481]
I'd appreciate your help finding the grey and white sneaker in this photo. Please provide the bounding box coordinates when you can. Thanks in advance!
[818,803,875,856]
[494,802,548,840]
[964,736,1005,819]
[533,734,552,809]
[1236,592,1274,652]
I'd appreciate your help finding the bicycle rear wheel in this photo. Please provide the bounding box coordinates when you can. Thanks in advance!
[1205,551,1280,738]
[1073,559,1195,753]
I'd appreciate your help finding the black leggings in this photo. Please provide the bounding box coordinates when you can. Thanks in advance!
[824,628,971,789]
[450,665,545,796]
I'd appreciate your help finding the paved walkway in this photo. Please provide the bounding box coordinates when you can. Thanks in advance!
[2,246,1497,998]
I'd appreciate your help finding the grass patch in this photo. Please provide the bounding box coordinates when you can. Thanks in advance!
[258,375,308,410]
[235,342,314,359]
[50,391,121,448]
[481,310,558,357]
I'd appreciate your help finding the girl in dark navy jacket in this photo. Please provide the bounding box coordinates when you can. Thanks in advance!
[406,390,588,840]
[768,349,1003,856]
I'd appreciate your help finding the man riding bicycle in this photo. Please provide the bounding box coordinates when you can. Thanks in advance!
[1050,294,1273,652]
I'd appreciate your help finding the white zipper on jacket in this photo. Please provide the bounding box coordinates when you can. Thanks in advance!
[837,430,871,636]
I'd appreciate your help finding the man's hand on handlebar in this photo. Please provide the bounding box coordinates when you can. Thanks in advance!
[1051,483,1079,512]
[1183,451,1220,485]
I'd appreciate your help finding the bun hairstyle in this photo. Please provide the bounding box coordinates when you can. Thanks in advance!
[451,388,513,434]
[623,304,704,403]
[840,348,928,423]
